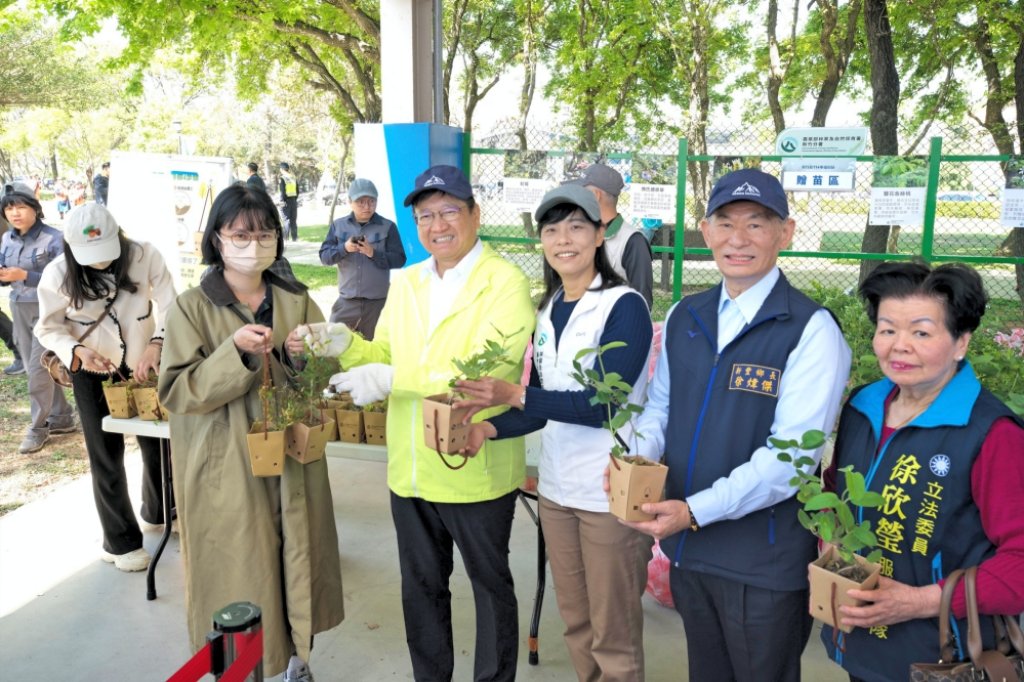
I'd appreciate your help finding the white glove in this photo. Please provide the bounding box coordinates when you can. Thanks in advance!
[300,322,352,358]
[330,364,394,406]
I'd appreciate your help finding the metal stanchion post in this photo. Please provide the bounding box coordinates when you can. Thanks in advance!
[213,602,263,681]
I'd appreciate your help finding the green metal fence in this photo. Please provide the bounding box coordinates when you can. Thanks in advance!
[467,133,1024,321]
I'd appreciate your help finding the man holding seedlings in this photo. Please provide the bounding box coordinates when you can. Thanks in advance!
[300,165,535,682]
[625,168,851,681]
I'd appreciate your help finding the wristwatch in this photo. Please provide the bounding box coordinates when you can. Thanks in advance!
[519,387,527,409]
[686,503,700,533]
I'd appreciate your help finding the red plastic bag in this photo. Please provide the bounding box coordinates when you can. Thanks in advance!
[645,539,674,608]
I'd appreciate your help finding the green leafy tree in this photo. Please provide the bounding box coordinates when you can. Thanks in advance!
[37,0,382,126]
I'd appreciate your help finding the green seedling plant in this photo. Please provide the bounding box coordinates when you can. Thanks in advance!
[445,325,524,403]
[570,341,646,464]
[774,430,884,576]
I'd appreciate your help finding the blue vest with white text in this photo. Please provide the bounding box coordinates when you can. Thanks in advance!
[661,274,821,591]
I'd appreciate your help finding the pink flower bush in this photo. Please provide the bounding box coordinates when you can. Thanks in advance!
[994,328,1024,356]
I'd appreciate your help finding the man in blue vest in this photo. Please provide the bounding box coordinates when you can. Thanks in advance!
[625,168,852,681]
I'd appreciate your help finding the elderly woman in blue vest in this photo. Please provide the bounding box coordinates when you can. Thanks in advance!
[821,261,1024,682]
[0,181,76,454]
[456,184,654,682]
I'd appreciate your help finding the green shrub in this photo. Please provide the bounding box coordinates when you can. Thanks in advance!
[807,284,1024,415]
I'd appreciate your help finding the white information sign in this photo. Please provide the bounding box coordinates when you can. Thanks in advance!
[775,127,868,156]
[1000,188,1024,228]
[502,178,549,213]
[869,187,926,225]
[108,151,235,291]
[782,169,855,192]
[630,184,676,220]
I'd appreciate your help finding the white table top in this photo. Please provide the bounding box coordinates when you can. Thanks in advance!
[101,415,170,440]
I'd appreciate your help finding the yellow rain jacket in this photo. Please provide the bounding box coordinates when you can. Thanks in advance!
[342,243,535,502]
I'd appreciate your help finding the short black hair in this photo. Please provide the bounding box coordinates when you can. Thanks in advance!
[200,182,285,266]
[0,191,44,219]
[101,162,110,169]
[858,261,988,339]
[536,203,625,311]
[247,162,259,173]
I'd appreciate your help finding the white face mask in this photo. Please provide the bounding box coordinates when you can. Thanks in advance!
[220,240,276,276]
[87,260,113,270]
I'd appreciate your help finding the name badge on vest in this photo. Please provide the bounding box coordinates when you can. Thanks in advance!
[729,363,781,398]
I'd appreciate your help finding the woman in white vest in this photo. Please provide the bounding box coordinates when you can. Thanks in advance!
[455,184,654,682]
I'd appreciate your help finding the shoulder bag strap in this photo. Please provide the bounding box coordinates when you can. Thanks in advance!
[938,568,966,663]
[73,291,118,344]
[964,566,1020,681]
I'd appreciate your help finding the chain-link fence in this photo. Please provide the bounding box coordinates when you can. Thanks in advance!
[468,122,1024,321]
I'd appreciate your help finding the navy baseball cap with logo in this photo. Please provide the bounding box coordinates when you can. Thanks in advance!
[403,165,474,207]
[705,168,789,219]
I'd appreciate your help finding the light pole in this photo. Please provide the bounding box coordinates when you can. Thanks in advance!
[171,119,183,155]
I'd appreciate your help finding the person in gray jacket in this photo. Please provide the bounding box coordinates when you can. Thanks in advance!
[318,178,406,340]
[0,182,76,453]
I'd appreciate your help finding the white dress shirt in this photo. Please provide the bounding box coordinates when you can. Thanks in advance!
[636,267,851,527]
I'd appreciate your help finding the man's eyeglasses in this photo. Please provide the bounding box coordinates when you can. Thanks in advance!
[219,231,278,249]
[414,207,463,227]
[353,197,377,207]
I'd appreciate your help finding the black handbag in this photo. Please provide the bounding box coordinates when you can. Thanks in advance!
[909,567,1023,681]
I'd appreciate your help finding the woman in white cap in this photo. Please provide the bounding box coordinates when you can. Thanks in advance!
[455,184,655,682]
[35,203,177,572]
[1,181,77,454]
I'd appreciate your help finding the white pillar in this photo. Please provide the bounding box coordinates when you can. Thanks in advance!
[380,0,435,123]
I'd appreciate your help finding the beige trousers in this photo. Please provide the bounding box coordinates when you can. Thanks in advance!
[539,495,653,682]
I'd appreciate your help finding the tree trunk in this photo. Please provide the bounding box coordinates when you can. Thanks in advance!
[859,0,900,284]
[810,0,861,127]
[765,0,787,134]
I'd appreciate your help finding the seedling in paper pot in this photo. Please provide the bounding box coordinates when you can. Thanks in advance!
[774,429,884,569]
[571,341,667,522]
[775,429,886,633]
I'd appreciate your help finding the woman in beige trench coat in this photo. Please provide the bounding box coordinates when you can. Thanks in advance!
[159,184,344,681]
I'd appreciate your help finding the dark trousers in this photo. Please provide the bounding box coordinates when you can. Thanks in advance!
[282,197,298,240]
[390,491,519,682]
[670,567,812,682]
[0,310,19,359]
[72,367,165,554]
[329,296,386,341]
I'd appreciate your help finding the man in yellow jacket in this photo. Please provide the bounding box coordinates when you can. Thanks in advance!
[302,165,535,681]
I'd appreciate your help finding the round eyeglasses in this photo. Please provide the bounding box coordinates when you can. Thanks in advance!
[220,231,278,249]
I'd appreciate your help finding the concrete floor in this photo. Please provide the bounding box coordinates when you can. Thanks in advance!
[0,448,848,681]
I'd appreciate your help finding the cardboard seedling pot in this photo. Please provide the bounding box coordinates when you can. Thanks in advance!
[103,382,137,419]
[808,546,882,633]
[363,410,387,445]
[286,418,336,463]
[133,386,165,421]
[246,422,286,477]
[335,408,365,443]
[422,394,470,455]
[607,457,669,522]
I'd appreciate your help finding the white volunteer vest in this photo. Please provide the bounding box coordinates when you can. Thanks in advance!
[533,277,652,511]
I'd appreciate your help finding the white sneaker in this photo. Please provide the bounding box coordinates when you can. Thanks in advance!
[100,547,151,572]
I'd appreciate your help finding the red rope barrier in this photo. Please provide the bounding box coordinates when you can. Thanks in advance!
[221,630,264,682]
